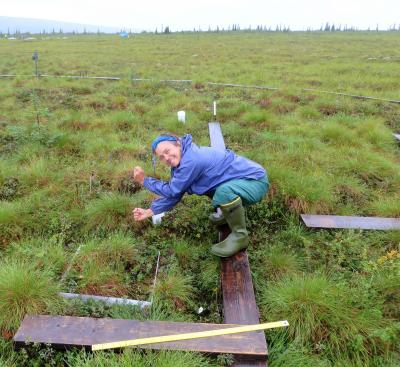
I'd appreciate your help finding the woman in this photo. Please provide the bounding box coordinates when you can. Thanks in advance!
[132,133,269,257]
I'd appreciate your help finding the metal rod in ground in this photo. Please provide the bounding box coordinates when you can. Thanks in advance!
[2,73,399,105]
[207,82,279,90]
[131,78,193,83]
[92,320,289,351]
[59,292,151,309]
[60,245,82,283]
[149,250,161,304]
[41,74,121,80]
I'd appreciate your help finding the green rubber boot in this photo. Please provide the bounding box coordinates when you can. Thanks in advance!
[209,208,226,226]
[211,197,249,257]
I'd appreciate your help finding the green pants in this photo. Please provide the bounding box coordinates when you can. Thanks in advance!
[212,176,269,207]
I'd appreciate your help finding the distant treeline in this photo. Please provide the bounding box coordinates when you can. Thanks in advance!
[2,22,400,37]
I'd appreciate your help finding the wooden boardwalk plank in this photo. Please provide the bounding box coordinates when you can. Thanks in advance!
[208,122,226,151]
[209,121,268,367]
[221,251,268,366]
[301,214,400,230]
[13,315,267,356]
[221,251,263,325]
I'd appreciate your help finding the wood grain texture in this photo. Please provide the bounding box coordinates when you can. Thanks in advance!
[221,251,268,366]
[208,122,268,366]
[13,315,268,356]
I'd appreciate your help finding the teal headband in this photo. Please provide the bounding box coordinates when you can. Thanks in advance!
[151,135,178,152]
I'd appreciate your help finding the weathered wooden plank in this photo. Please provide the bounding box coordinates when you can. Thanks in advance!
[233,355,269,367]
[209,121,268,367]
[208,122,226,151]
[301,214,400,230]
[394,133,400,141]
[221,251,268,367]
[221,251,263,325]
[13,315,267,356]
[92,321,288,351]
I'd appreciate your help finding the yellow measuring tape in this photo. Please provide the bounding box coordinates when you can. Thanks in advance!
[92,320,289,351]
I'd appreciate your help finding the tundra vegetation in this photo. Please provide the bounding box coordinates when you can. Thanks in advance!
[0,31,399,366]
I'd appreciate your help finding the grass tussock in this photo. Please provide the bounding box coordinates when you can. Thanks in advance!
[0,200,25,248]
[67,232,138,297]
[74,259,131,297]
[260,245,303,280]
[6,237,66,276]
[67,349,217,367]
[0,259,61,332]
[268,341,331,367]
[261,274,393,362]
[84,192,136,231]
[0,33,399,366]
[77,231,138,266]
[154,272,195,311]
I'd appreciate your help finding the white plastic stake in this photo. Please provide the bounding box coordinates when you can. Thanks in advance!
[177,110,186,123]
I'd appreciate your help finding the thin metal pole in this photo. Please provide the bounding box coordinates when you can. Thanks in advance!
[60,245,82,283]
[1,73,399,104]
[302,88,400,104]
[149,251,161,304]
[207,81,278,90]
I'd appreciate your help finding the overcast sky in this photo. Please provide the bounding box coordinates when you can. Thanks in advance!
[2,0,399,31]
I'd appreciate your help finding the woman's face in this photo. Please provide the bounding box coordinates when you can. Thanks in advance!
[155,141,182,167]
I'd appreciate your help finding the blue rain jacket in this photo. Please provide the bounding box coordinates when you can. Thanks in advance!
[144,134,267,214]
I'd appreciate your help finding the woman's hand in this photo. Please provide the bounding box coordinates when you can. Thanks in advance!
[133,207,154,221]
[133,166,145,185]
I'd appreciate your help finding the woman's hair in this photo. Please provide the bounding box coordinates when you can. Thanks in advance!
[159,132,181,146]
[151,132,181,153]
[160,132,180,141]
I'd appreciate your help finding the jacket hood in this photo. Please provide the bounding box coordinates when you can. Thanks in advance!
[181,134,193,155]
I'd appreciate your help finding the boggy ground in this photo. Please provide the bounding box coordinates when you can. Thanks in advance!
[0,31,399,366]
